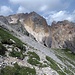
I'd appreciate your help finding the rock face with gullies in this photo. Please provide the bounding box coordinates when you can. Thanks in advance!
[23,11,51,47]
[50,20,75,53]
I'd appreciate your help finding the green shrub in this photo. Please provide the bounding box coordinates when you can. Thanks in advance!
[0,43,7,55]
[1,39,14,45]
[27,51,47,67]
[27,51,41,66]
[15,44,26,51]
[9,50,25,59]
[27,51,40,61]
[28,58,41,66]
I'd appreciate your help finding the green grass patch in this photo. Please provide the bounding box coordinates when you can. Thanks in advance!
[53,48,75,60]
[0,27,26,51]
[28,58,41,66]
[56,55,75,73]
[53,48,75,72]
[64,67,74,75]
[56,55,75,66]
[27,51,47,67]
[27,51,40,61]
[27,51,40,66]
[46,56,66,75]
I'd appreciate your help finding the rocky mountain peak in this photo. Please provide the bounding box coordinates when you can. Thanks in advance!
[29,11,38,15]
[27,11,48,27]
[23,12,50,46]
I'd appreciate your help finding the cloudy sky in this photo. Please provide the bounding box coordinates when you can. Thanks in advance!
[0,0,75,24]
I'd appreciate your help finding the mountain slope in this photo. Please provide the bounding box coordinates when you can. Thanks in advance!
[0,19,75,75]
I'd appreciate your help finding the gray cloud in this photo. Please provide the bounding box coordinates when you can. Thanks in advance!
[9,0,64,13]
[45,10,75,25]
[0,6,13,16]
[17,6,29,13]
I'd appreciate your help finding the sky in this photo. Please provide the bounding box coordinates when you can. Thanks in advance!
[0,0,75,25]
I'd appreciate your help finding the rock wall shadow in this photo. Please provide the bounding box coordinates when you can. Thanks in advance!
[63,38,75,53]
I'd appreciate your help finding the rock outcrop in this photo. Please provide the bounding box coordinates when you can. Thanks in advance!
[0,16,9,24]
[6,13,28,24]
[6,13,29,36]
[51,20,75,53]
[23,11,51,47]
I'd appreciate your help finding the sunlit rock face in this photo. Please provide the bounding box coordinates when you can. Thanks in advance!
[23,12,51,47]
[6,13,28,24]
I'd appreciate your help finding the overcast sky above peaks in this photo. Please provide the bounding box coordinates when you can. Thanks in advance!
[0,0,75,24]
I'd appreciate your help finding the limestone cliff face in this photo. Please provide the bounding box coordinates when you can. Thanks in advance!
[51,20,75,53]
[23,12,51,47]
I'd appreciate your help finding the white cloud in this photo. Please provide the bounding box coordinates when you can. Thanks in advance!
[0,6,13,16]
[9,0,64,12]
[17,6,29,13]
[39,5,48,12]
[45,11,75,25]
